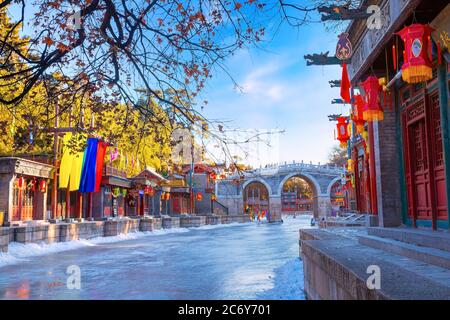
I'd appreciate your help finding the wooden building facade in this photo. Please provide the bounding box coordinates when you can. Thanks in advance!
[347,0,450,229]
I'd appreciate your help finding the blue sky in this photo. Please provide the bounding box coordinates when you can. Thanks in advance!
[200,17,348,166]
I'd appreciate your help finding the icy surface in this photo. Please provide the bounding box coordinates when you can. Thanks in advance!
[0,215,311,300]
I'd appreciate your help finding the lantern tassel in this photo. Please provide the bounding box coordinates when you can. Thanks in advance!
[392,44,397,71]
[428,36,433,62]
[402,65,433,84]
[363,110,384,122]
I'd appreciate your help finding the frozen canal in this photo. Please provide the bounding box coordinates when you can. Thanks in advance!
[0,215,311,300]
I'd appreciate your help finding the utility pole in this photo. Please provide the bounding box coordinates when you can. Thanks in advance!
[190,132,195,215]
[51,102,59,220]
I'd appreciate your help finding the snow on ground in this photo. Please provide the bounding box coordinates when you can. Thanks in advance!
[256,258,305,300]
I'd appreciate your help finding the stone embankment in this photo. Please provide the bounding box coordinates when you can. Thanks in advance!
[0,214,251,253]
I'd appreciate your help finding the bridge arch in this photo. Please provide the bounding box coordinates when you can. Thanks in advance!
[277,172,321,196]
[242,179,271,218]
[277,172,321,217]
[241,178,273,196]
[326,176,343,196]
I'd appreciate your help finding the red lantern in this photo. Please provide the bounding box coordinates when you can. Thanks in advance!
[39,180,47,193]
[196,192,203,201]
[361,76,383,122]
[165,193,171,200]
[144,186,154,196]
[160,192,165,200]
[397,24,434,83]
[336,116,349,148]
[211,194,217,202]
[209,172,217,180]
[352,94,365,134]
[17,177,25,190]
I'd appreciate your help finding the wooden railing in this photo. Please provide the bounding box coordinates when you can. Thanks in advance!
[103,165,127,178]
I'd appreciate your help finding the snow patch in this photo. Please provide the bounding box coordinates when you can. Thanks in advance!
[256,258,305,300]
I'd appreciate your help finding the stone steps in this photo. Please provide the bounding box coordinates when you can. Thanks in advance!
[358,234,450,270]
[368,227,450,252]
[300,229,450,300]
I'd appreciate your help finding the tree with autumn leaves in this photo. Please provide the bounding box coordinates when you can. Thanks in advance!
[0,3,172,174]
[0,0,267,156]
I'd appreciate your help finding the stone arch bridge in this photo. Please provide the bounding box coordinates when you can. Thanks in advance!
[216,161,345,219]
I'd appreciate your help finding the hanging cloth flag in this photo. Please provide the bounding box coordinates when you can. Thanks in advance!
[69,149,85,191]
[110,147,119,164]
[79,138,99,192]
[59,133,75,189]
[94,141,108,192]
[340,62,351,104]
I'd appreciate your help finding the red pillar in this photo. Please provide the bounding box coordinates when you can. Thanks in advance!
[368,122,378,215]
[88,193,93,219]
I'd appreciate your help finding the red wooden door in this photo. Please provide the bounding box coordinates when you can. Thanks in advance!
[429,92,448,221]
[173,196,180,213]
[402,91,448,228]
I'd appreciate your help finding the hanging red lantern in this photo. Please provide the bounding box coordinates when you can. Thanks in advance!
[17,176,25,190]
[39,179,47,193]
[196,192,203,201]
[160,192,166,200]
[352,94,365,134]
[211,194,217,202]
[336,116,349,148]
[165,192,171,200]
[209,172,217,180]
[144,186,154,196]
[397,24,434,83]
[361,76,384,122]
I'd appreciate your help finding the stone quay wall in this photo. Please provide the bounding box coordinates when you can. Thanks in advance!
[180,216,207,228]
[0,215,251,252]
[0,227,9,253]
[162,217,180,229]
[299,229,386,300]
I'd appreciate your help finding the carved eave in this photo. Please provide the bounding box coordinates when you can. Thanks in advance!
[0,157,54,178]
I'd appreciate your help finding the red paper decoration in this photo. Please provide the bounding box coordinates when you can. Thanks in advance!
[352,94,365,134]
[39,180,47,193]
[340,62,351,104]
[336,116,349,148]
[196,192,203,201]
[361,76,384,122]
[397,24,434,83]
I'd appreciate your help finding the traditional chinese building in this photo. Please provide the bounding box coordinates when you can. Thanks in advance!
[346,0,449,229]
[0,157,53,224]
[131,167,168,216]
